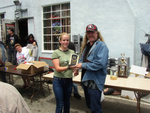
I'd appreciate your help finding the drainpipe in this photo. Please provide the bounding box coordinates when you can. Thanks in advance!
[13,0,21,36]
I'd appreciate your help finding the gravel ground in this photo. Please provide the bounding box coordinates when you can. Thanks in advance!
[11,75,150,113]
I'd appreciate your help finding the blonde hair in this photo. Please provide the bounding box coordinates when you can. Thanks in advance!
[59,32,69,40]
[80,31,104,55]
[14,43,21,48]
[59,32,70,47]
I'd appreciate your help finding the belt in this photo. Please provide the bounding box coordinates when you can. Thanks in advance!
[53,76,72,81]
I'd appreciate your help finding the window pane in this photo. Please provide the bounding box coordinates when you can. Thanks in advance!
[43,13,51,19]
[43,6,51,12]
[44,20,51,27]
[62,18,70,26]
[44,43,51,50]
[62,3,70,10]
[52,26,62,34]
[52,36,59,50]
[44,28,51,34]
[44,36,51,42]
[52,5,60,11]
[52,19,61,26]
[52,35,59,42]
[53,43,59,50]
[62,26,70,33]
[62,10,70,17]
[52,12,60,19]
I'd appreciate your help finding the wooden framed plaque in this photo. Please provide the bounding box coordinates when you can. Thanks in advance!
[69,54,79,66]
[118,65,127,78]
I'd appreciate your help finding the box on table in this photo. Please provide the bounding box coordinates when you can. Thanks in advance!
[145,72,150,78]
[16,61,48,74]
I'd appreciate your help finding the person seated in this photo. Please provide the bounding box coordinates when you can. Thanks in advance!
[15,43,35,89]
[0,82,31,113]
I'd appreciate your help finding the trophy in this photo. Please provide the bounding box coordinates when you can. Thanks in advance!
[118,53,127,78]
[69,54,79,66]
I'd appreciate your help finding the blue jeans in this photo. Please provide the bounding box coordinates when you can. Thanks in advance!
[73,83,78,94]
[83,86,102,113]
[7,48,17,65]
[53,77,73,113]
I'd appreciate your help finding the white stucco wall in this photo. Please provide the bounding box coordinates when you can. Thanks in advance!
[71,0,135,66]
[127,0,150,65]
[0,0,150,66]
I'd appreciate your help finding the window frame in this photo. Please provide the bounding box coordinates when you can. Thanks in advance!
[42,2,71,53]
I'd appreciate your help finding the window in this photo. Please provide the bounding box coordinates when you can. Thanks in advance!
[43,3,70,51]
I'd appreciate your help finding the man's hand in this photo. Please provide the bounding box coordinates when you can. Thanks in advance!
[75,63,82,69]
[69,65,76,69]
[74,70,79,76]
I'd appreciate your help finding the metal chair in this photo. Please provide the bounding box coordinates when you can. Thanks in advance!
[38,57,55,92]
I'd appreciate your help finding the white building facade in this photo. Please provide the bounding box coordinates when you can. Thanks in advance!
[0,0,150,66]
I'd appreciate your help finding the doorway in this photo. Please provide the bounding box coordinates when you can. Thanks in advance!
[18,19,28,47]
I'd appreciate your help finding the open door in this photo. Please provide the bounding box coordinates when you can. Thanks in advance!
[1,19,15,42]
[1,19,28,47]
[18,19,28,47]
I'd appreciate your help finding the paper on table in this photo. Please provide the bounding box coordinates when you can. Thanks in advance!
[130,65,147,76]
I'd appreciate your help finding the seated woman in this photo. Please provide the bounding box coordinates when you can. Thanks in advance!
[15,43,34,89]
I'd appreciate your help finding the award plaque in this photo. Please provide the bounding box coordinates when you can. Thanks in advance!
[69,54,79,66]
[118,53,128,78]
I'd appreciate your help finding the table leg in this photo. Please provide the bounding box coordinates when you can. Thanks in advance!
[30,77,35,103]
[39,74,45,96]
[30,74,45,103]
[134,92,142,113]
[34,74,45,96]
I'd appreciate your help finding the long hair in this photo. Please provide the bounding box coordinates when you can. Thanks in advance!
[28,34,35,40]
[80,31,105,55]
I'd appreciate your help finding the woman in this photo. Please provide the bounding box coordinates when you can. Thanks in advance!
[52,33,75,113]
[15,43,34,89]
[27,34,38,46]
[26,34,38,60]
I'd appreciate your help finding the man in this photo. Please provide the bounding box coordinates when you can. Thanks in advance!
[0,82,31,113]
[75,24,109,113]
[5,28,20,65]
[0,41,8,82]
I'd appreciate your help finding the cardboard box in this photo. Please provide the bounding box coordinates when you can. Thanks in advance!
[145,72,150,78]
[121,65,147,100]
[17,61,48,74]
